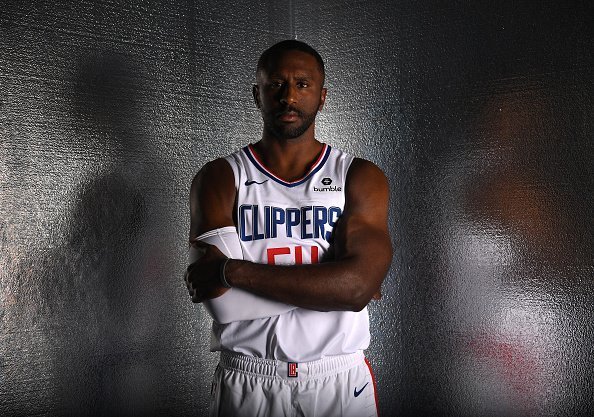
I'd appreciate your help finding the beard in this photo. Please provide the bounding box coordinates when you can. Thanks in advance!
[262,107,318,140]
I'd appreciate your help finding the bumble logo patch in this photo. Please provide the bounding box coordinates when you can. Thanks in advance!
[315,177,342,192]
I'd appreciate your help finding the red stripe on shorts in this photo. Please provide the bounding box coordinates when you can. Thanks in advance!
[365,357,380,416]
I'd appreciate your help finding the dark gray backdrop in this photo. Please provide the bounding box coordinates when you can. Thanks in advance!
[1,0,592,416]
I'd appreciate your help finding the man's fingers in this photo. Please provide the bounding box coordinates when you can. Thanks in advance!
[185,269,206,303]
[185,239,227,303]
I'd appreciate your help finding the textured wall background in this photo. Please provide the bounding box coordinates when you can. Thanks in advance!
[1,0,592,416]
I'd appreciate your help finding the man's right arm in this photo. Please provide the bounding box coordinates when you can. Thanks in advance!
[186,158,298,323]
[187,158,235,300]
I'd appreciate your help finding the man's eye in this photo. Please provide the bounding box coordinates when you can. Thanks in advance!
[270,82,283,88]
[297,82,309,88]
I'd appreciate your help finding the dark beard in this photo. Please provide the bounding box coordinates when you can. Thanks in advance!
[263,108,317,140]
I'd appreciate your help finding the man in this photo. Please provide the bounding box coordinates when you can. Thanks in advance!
[185,40,392,417]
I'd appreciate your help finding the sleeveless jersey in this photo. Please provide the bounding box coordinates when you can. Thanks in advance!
[213,143,371,362]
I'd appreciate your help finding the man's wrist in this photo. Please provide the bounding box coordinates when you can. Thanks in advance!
[219,258,232,288]
[221,258,246,289]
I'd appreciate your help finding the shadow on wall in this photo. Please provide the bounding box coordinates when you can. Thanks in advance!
[445,82,593,416]
[465,87,592,266]
[56,51,165,417]
[4,51,170,417]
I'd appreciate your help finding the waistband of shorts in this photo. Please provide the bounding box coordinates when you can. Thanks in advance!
[219,351,365,380]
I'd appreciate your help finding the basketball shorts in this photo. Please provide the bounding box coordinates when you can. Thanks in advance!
[208,350,379,417]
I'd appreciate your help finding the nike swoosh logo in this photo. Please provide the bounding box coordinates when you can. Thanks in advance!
[244,180,268,186]
[354,382,369,397]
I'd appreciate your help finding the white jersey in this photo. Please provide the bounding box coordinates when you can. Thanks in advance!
[214,143,371,362]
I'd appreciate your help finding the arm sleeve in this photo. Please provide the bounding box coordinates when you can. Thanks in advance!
[190,226,298,324]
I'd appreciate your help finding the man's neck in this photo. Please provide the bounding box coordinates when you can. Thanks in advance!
[253,131,324,182]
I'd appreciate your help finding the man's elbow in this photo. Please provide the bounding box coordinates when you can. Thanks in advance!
[347,281,381,312]
[350,300,369,312]
[349,253,392,312]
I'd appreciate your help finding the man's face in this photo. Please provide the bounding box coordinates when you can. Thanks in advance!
[253,50,327,140]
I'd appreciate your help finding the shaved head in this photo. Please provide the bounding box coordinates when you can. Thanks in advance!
[257,40,325,85]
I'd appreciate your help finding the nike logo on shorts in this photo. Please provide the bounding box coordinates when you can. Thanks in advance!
[245,179,268,186]
[354,382,369,397]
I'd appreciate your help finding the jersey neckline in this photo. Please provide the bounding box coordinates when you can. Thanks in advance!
[243,143,331,188]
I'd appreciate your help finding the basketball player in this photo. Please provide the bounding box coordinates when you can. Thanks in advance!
[185,40,392,417]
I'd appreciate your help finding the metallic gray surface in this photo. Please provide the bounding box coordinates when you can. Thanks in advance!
[1,1,592,416]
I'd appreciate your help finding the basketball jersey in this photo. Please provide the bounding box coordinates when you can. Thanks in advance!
[213,143,371,362]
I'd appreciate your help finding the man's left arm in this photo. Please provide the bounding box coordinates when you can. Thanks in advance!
[187,158,392,312]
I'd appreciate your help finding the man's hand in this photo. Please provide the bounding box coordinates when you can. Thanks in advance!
[185,241,229,303]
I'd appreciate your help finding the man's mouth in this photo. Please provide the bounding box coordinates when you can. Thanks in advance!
[277,108,301,122]
[278,112,299,122]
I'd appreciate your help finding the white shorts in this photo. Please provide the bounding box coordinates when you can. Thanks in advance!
[209,351,379,417]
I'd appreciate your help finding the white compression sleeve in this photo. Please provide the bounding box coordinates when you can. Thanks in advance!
[190,226,297,324]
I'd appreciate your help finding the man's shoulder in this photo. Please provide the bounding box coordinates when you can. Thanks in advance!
[346,157,387,181]
[195,157,233,177]
[192,157,235,192]
[344,157,389,205]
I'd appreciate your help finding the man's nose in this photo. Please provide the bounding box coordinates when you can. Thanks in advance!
[279,84,297,105]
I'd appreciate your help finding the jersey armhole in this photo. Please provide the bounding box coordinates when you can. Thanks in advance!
[223,154,240,190]
[342,154,356,183]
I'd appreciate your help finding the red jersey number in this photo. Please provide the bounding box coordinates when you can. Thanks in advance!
[267,245,319,265]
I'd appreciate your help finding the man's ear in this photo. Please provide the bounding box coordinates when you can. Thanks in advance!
[252,84,261,109]
[318,87,327,111]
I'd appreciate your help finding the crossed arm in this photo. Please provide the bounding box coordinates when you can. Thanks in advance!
[186,157,392,313]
